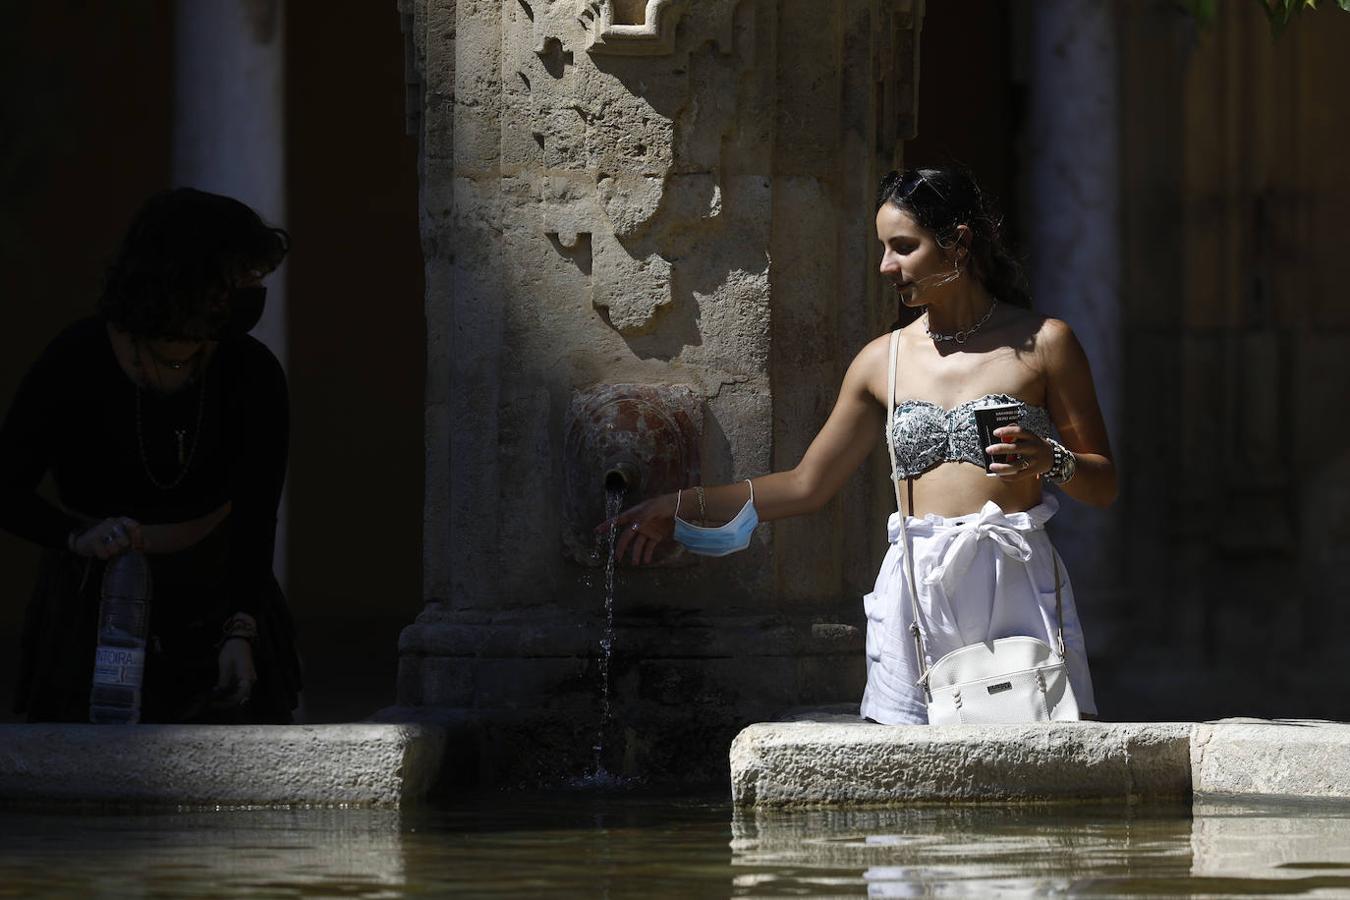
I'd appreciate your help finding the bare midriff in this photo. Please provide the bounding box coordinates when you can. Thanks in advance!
[897,462,1044,519]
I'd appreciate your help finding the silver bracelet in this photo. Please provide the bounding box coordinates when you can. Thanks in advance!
[1043,438,1078,485]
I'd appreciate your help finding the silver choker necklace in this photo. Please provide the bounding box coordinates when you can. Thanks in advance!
[924,300,998,344]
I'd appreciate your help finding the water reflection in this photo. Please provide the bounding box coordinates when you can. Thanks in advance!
[731,804,1195,895]
[0,808,406,898]
[5,795,1350,896]
[1191,800,1350,890]
[730,802,1350,896]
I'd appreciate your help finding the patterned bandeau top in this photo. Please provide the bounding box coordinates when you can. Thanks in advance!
[889,393,1052,478]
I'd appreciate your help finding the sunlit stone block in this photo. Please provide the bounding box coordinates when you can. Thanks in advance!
[730,718,1193,807]
[1191,719,1350,802]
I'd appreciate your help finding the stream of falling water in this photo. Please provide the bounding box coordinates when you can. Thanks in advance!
[587,487,625,784]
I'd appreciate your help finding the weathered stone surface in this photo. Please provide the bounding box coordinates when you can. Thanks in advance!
[404,0,925,783]
[0,724,446,807]
[730,720,1193,807]
[732,716,1350,807]
[1191,720,1350,802]
[584,0,688,56]
[399,607,862,659]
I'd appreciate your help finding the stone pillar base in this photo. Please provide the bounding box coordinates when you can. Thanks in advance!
[392,606,865,785]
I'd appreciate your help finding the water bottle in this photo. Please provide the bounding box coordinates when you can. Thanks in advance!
[89,551,151,724]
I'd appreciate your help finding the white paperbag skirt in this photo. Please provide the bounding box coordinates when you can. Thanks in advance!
[859,494,1097,725]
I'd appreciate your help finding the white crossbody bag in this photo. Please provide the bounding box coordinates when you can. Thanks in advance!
[884,330,1079,725]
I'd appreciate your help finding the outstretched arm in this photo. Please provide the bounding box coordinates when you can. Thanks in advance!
[602,336,889,564]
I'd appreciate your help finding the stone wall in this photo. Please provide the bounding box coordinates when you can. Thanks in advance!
[397,0,925,782]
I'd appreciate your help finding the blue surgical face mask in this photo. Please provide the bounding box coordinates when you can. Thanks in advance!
[673,480,759,557]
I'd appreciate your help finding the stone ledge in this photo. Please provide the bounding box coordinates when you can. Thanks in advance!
[731,714,1350,807]
[1192,719,1350,802]
[731,720,1193,807]
[0,724,446,808]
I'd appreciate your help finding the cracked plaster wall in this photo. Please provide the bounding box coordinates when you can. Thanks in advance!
[398,0,923,781]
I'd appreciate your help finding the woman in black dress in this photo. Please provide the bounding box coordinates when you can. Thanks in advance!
[0,188,301,723]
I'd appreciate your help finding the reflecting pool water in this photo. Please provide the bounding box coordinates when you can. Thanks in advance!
[4,793,1350,896]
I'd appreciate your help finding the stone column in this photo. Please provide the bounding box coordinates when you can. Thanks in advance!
[172,0,289,582]
[398,0,925,784]
[1025,0,1123,605]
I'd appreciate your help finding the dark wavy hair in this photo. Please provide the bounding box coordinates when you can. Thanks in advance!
[876,167,1031,310]
[97,188,289,338]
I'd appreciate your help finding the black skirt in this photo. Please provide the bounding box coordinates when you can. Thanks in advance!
[13,525,302,724]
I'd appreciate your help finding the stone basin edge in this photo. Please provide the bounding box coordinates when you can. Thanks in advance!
[730,718,1350,808]
[0,723,448,809]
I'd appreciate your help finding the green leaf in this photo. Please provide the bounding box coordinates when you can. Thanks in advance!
[1178,0,1219,26]
[1223,0,1350,37]
[1260,0,1299,36]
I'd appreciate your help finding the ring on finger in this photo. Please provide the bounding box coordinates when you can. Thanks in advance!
[630,522,641,532]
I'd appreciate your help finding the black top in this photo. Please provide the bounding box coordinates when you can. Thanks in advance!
[0,318,288,616]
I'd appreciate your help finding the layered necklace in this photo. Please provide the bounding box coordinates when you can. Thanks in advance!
[132,338,208,491]
[924,299,998,345]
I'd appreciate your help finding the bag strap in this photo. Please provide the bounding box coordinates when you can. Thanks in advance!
[886,329,904,512]
[882,329,1066,696]
[1052,547,1065,657]
[885,330,933,694]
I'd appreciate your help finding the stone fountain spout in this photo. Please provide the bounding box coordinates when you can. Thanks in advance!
[602,455,642,497]
[562,383,701,564]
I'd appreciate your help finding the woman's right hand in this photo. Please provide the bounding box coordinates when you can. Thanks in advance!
[596,491,680,566]
[70,516,144,559]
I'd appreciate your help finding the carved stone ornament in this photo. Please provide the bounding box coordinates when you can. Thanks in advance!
[585,0,686,56]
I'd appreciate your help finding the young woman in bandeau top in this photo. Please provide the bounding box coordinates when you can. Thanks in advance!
[603,166,1116,724]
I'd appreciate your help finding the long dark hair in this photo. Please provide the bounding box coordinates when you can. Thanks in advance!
[876,167,1031,311]
[98,188,289,338]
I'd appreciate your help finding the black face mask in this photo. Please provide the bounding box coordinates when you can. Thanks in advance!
[215,285,267,339]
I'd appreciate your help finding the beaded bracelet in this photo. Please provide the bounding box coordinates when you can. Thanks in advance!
[1042,438,1078,485]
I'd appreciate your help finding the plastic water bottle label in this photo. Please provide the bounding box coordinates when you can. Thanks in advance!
[93,646,145,687]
